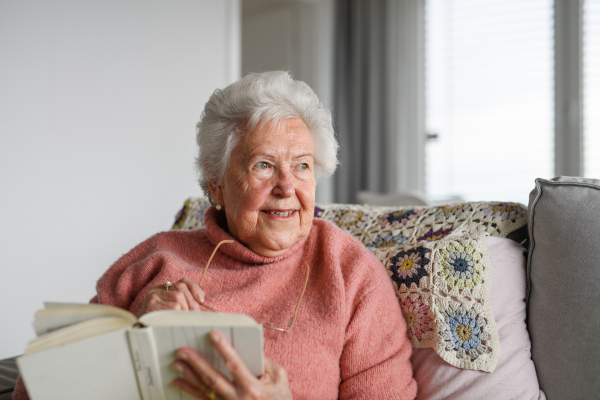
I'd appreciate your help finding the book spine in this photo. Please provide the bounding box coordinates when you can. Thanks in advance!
[127,328,166,400]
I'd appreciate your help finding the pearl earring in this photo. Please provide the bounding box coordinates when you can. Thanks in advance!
[216,204,222,210]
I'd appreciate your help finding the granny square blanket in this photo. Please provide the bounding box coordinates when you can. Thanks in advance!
[172,198,528,372]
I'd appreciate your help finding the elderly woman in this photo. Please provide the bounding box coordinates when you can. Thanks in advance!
[14,71,416,400]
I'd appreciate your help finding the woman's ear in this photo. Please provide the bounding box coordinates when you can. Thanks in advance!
[208,181,223,206]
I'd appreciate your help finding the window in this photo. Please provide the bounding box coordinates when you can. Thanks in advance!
[425,0,554,204]
[425,0,600,204]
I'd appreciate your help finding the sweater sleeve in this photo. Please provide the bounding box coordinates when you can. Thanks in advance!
[338,248,417,400]
[90,231,188,315]
[11,376,28,400]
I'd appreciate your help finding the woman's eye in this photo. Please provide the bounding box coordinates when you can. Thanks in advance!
[255,161,270,169]
[298,163,309,170]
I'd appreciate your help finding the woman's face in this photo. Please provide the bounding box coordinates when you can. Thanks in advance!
[210,118,316,257]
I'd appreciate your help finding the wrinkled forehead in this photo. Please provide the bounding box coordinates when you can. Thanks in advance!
[244,115,310,136]
[236,118,314,158]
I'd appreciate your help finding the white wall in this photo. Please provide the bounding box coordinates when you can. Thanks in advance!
[0,0,240,359]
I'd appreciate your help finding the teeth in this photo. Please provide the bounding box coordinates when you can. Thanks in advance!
[267,210,295,217]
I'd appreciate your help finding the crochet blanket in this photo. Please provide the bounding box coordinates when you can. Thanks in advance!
[172,199,528,372]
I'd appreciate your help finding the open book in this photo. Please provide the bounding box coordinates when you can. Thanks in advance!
[17,303,264,400]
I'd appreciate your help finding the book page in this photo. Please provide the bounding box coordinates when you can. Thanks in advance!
[34,303,136,336]
[26,316,133,354]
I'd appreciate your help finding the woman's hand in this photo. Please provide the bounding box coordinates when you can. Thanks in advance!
[172,331,292,400]
[137,278,206,317]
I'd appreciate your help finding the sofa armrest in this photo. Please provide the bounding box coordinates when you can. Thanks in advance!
[527,176,600,399]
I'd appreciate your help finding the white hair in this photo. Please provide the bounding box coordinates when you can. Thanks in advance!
[196,71,338,204]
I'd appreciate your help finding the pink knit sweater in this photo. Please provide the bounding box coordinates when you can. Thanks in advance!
[14,208,416,400]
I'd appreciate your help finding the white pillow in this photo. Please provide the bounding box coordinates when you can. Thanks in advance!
[410,237,545,400]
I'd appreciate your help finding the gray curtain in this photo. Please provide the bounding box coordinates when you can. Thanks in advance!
[333,0,392,204]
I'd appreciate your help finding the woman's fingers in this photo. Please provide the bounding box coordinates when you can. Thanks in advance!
[175,345,237,400]
[260,358,289,387]
[172,359,214,399]
[209,331,259,386]
[257,358,292,400]
[174,277,206,305]
[173,331,260,400]
[137,278,206,316]
[137,286,183,316]
[173,334,293,400]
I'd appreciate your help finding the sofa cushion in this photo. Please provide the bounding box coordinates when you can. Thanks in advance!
[527,176,600,399]
[411,237,544,400]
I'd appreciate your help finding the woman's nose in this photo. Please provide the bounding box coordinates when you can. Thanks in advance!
[272,169,294,197]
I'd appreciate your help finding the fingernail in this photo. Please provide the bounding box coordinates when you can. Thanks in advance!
[173,362,184,372]
[210,331,220,343]
[178,350,189,360]
[196,291,205,303]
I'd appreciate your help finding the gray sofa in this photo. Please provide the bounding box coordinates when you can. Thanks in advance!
[0,358,18,400]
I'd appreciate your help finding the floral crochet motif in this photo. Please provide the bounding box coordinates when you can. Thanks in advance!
[381,209,420,228]
[482,202,525,222]
[366,234,407,250]
[401,297,432,340]
[418,228,452,242]
[332,209,368,232]
[439,243,483,290]
[441,306,489,360]
[389,246,429,288]
[436,203,473,218]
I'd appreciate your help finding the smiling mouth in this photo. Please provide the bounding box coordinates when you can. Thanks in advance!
[264,210,296,217]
